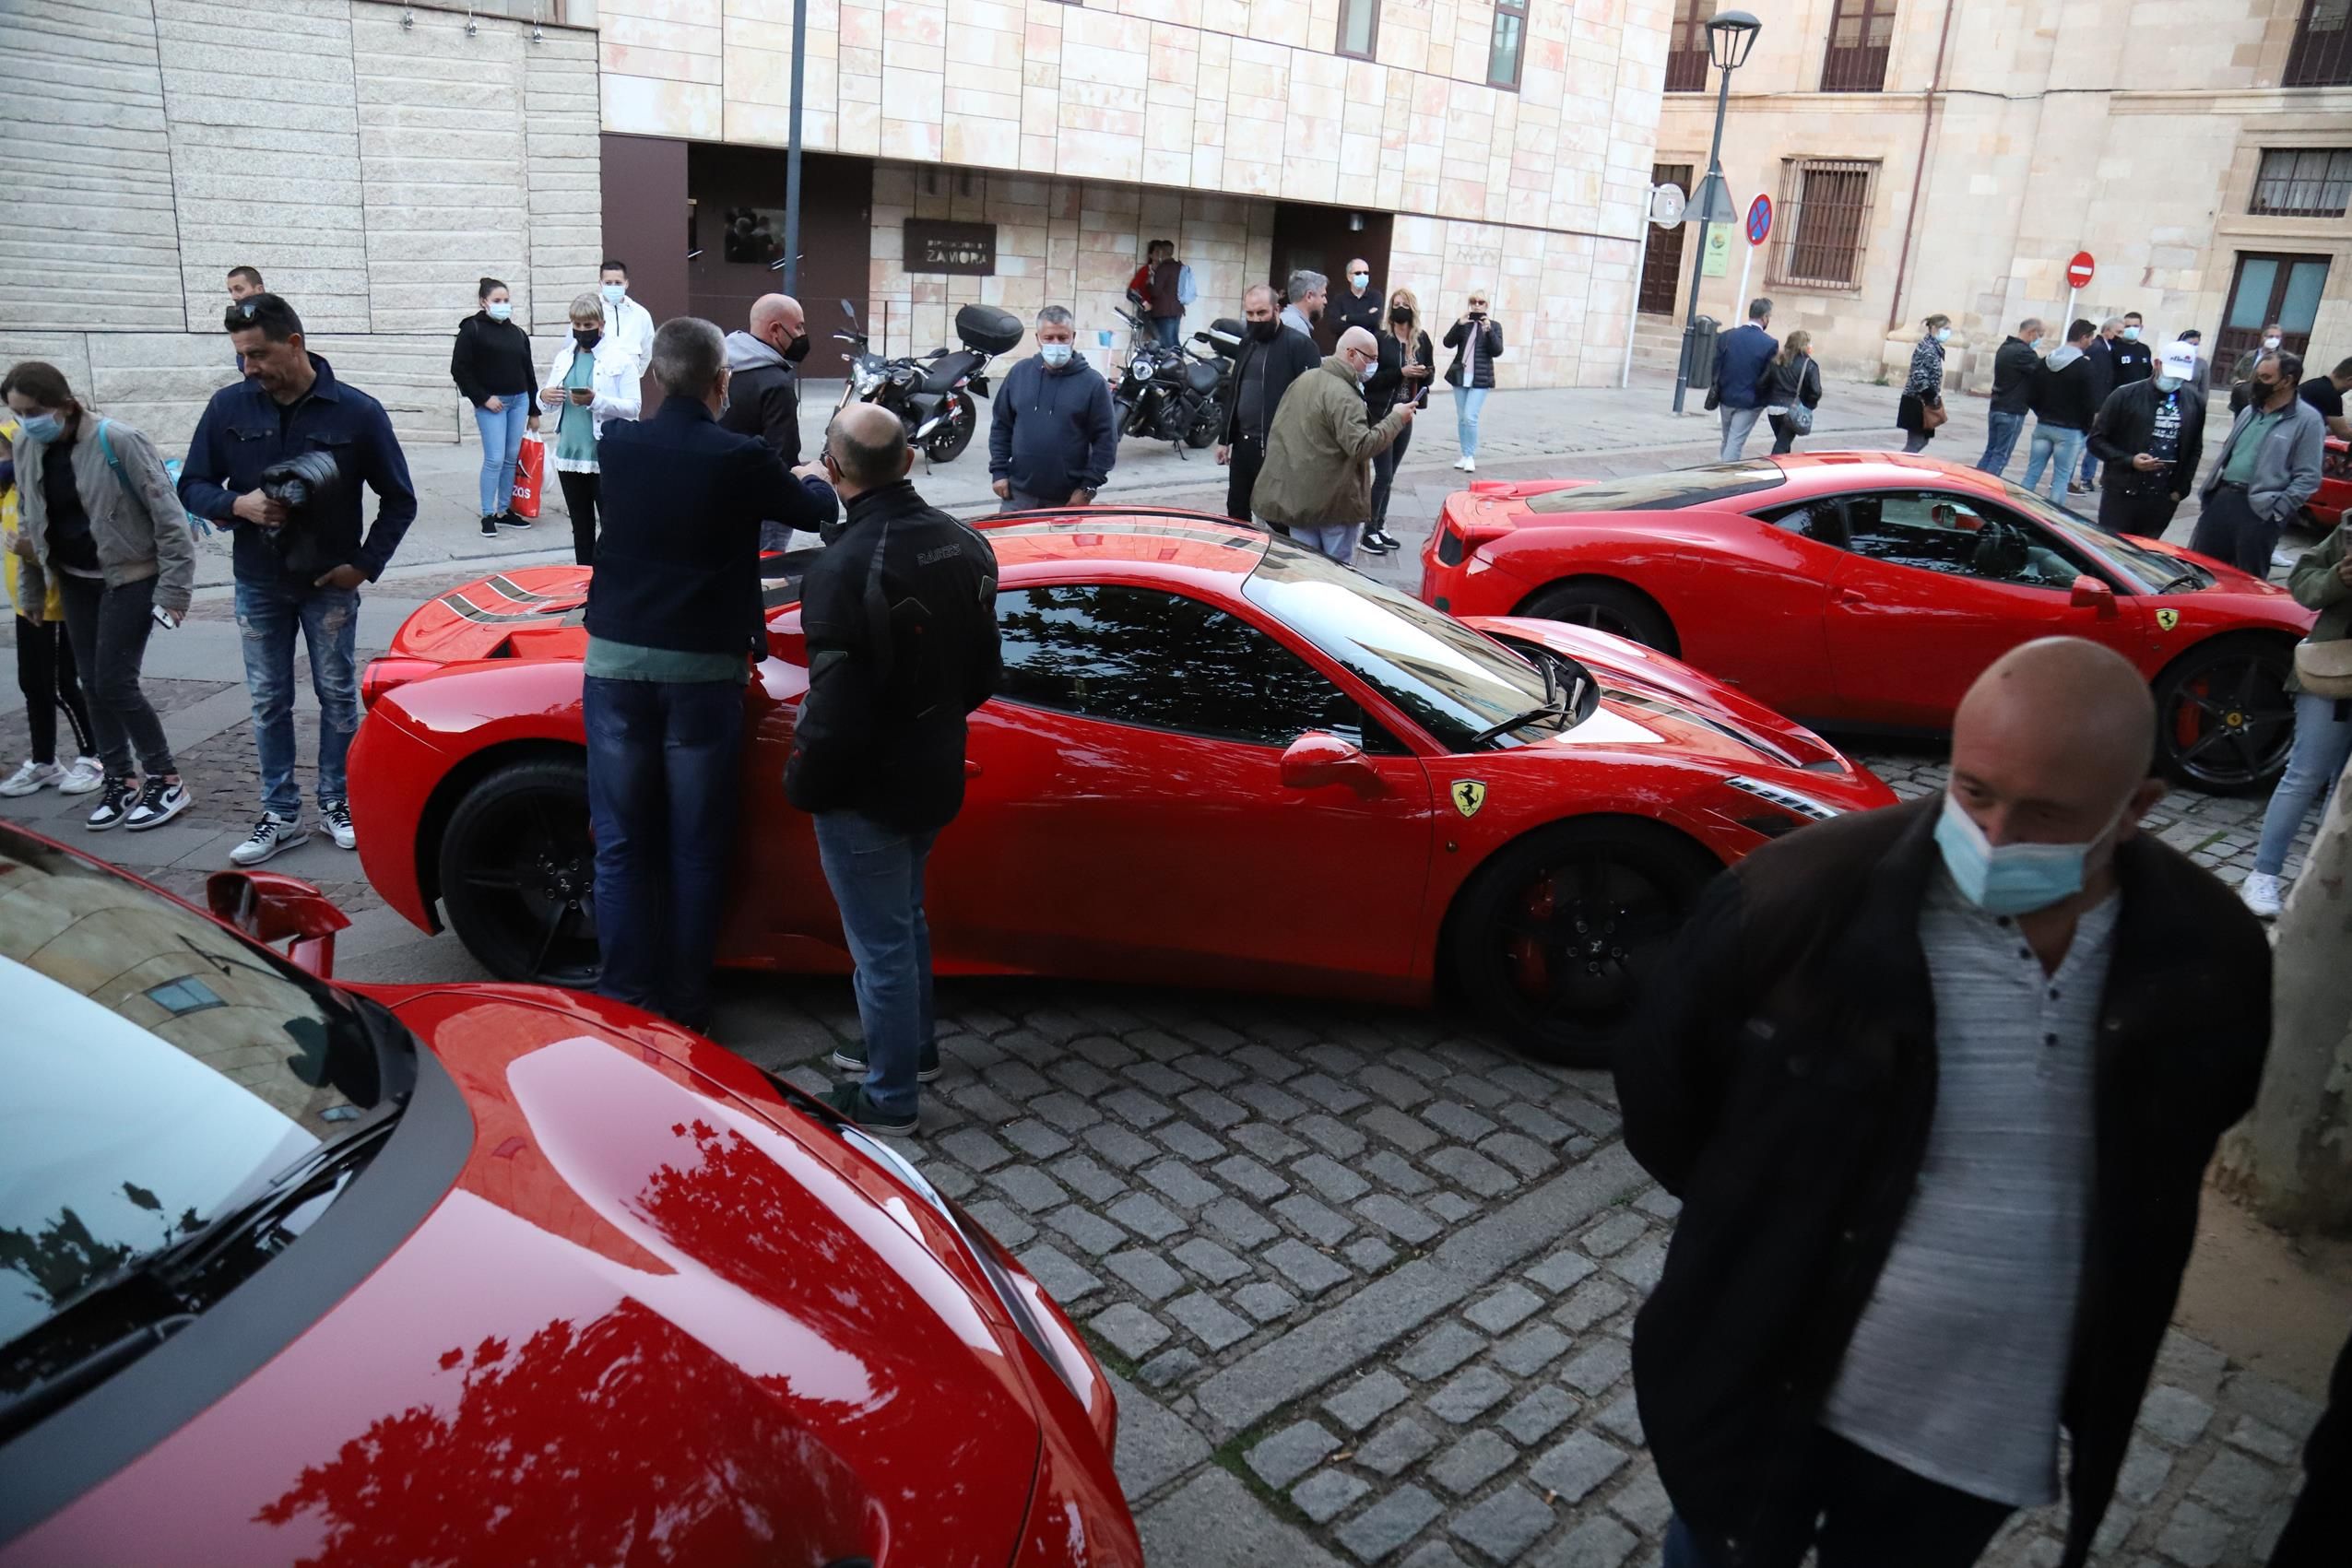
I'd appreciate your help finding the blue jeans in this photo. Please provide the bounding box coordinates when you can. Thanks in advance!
[584,674,745,1029]
[812,811,940,1119]
[1718,404,1762,461]
[2021,423,2086,501]
[473,395,530,515]
[1976,409,2026,475]
[1455,384,1491,458]
[2255,691,2352,876]
[2079,442,2100,487]
[1152,315,1181,347]
[234,579,360,818]
[1288,522,1357,564]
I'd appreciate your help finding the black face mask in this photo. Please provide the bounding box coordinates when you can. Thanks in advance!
[1248,317,1282,343]
[573,328,600,350]
[783,332,811,363]
[1389,308,1412,325]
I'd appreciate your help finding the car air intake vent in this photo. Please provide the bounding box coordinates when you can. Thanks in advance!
[1436,526,1465,567]
[1725,776,1839,820]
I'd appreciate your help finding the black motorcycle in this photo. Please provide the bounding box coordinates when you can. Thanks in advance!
[833,300,1023,463]
[1110,309,1230,454]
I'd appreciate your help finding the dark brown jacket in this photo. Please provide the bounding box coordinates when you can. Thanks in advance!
[1618,796,2270,1568]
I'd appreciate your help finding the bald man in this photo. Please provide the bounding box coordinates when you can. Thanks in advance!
[1620,637,2272,1568]
[1251,325,1415,562]
[721,292,810,479]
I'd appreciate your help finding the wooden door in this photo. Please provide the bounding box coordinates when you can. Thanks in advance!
[1639,162,1695,315]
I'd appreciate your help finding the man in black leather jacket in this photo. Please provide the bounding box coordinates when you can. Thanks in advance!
[2087,342,2206,539]
[1218,283,1319,525]
[786,403,1001,1136]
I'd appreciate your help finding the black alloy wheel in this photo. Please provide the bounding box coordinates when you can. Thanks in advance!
[924,392,976,463]
[1519,581,1677,654]
[2154,637,2297,795]
[437,757,600,986]
[1449,819,1720,1066]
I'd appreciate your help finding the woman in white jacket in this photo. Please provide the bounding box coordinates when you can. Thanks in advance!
[538,291,643,565]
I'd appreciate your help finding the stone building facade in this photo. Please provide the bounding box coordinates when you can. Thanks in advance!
[1637,0,2352,395]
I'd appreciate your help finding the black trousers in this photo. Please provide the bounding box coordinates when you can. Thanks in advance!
[1225,434,1265,523]
[2272,1326,2352,1566]
[15,613,95,765]
[557,469,599,567]
[2097,482,2181,539]
[2187,483,2277,577]
[1664,1429,2012,1568]
[55,573,173,780]
[1370,421,1414,526]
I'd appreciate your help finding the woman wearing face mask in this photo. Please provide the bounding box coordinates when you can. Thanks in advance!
[1,361,197,831]
[1897,314,1952,454]
[1443,289,1504,472]
[2240,520,2352,919]
[538,292,643,567]
[1361,289,1436,555]
[0,418,102,799]
[1763,331,1824,455]
[450,277,539,537]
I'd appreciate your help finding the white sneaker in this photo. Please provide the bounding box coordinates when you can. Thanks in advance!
[322,798,356,851]
[58,756,104,794]
[230,811,310,867]
[1462,455,1475,473]
[2240,871,2283,919]
[0,760,63,797]
[1452,455,1472,471]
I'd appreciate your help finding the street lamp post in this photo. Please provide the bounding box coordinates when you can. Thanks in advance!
[1672,10,1761,415]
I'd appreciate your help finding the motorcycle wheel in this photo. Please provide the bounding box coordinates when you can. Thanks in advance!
[924,392,975,463]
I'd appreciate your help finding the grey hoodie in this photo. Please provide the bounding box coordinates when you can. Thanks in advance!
[725,329,788,375]
[2043,344,2084,373]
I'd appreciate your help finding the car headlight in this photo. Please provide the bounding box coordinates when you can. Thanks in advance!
[1724,775,1842,822]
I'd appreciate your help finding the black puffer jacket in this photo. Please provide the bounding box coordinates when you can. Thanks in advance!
[1619,796,2269,1568]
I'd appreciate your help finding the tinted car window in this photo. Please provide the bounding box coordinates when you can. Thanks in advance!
[1,827,388,1350]
[1841,490,2081,590]
[1522,460,1786,513]
[1759,500,1849,544]
[995,584,1376,748]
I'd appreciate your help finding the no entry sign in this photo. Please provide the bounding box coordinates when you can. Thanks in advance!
[1746,194,1773,247]
[2066,251,2096,289]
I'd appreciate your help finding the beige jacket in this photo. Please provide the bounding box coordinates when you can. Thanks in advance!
[14,413,197,618]
[1253,356,1411,529]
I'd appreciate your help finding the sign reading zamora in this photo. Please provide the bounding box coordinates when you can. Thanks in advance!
[904,219,998,276]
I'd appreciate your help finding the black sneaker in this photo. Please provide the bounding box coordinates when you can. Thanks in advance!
[830,1039,942,1082]
[87,775,136,831]
[1370,529,1402,552]
[820,1082,919,1137]
[1357,529,1395,555]
[498,511,532,530]
[124,776,191,831]
[479,513,499,537]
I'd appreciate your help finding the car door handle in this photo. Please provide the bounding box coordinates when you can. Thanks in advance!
[964,760,983,776]
[1835,586,1867,605]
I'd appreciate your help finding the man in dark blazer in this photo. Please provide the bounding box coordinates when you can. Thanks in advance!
[1217,282,1320,525]
[582,315,836,1032]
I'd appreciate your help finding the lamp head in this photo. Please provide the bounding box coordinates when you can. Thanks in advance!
[1708,9,1762,70]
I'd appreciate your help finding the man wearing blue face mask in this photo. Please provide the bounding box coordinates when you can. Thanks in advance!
[598,258,656,380]
[2087,341,2205,539]
[987,306,1117,512]
[1620,637,2271,1568]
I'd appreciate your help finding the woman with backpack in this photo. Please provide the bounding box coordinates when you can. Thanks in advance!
[450,276,539,537]
[1897,313,1951,454]
[1764,331,1824,455]
[2,361,197,831]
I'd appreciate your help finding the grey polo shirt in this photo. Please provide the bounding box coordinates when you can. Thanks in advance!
[1820,870,2118,1507]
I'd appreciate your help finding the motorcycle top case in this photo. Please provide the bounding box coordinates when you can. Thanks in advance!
[955,304,1024,356]
[1205,317,1245,360]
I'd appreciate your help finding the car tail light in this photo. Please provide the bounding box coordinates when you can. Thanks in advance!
[1436,525,1466,566]
[360,656,437,711]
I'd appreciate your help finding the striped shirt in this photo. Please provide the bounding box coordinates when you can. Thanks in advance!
[1821,870,2118,1506]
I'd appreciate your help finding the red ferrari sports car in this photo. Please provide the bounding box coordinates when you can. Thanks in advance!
[348,513,1895,1063]
[0,822,1135,1567]
[1418,453,2321,793]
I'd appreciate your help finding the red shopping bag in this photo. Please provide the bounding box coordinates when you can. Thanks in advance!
[510,433,545,520]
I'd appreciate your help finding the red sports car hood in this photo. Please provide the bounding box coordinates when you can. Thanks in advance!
[8,992,1040,1568]
[396,567,592,663]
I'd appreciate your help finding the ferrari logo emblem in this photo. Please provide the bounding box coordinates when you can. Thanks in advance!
[1451,780,1488,818]
[2155,608,2180,631]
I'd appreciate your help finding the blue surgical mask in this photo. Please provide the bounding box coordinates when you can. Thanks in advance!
[2122,326,2140,341]
[1933,791,2127,916]
[601,283,627,306]
[14,413,60,446]
[2155,375,2183,394]
[1933,328,1952,343]
[1350,273,1369,289]
[1039,342,1073,368]
[486,301,512,322]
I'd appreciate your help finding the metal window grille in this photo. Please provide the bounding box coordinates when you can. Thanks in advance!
[2287,0,2352,87]
[1767,159,1879,290]
[1820,0,1896,92]
[2252,147,2352,217]
[1336,0,1380,60]
[1488,0,1529,90]
[1665,0,1716,91]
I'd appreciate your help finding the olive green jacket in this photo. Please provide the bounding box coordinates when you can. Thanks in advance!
[2286,522,2349,696]
[1251,356,1411,530]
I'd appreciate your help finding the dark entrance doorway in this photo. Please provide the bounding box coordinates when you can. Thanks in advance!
[2216,250,2331,371]
[686,145,875,383]
[1639,162,1695,315]
[1270,201,1394,353]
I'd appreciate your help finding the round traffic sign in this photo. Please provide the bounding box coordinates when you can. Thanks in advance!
[1650,183,1687,228]
[2066,251,2095,289]
[1745,194,1773,246]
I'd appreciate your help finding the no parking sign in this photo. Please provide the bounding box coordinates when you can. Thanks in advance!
[1745,195,1773,247]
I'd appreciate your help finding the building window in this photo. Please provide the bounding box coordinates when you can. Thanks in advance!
[1337,0,1380,60]
[1821,0,1896,92]
[1666,0,1716,91]
[2288,0,2352,86]
[1488,0,1529,90]
[2251,147,2352,218]
[1768,159,1880,290]
[146,976,225,1017]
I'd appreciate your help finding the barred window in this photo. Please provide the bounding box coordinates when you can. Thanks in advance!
[2251,147,2352,218]
[2288,0,2352,87]
[1768,159,1880,290]
[1821,0,1896,92]
[1489,0,1529,90]
[1666,0,1716,91]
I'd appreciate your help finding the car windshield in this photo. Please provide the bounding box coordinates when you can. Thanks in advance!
[1993,480,2208,592]
[1244,542,1557,750]
[0,826,388,1351]
[1521,460,1786,513]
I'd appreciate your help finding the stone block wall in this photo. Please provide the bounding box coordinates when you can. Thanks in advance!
[0,0,602,450]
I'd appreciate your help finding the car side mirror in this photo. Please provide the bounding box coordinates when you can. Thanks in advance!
[208,869,351,977]
[1281,731,1372,791]
[2068,575,2118,618]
